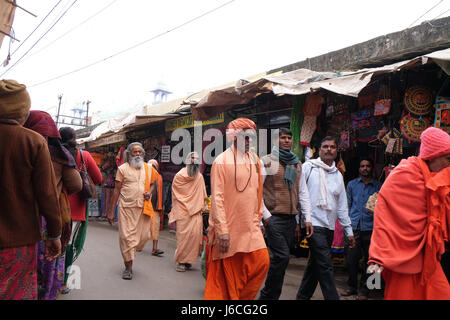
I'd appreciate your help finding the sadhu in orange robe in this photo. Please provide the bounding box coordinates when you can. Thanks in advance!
[369,157,450,300]
[169,167,207,265]
[204,146,269,300]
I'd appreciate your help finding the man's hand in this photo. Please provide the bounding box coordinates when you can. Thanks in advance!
[367,263,384,274]
[45,239,61,261]
[305,222,314,238]
[347,236,356,248]
[218,234,230,254]
[143,191,151,201]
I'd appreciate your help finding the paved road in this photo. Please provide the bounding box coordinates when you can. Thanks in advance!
[60,220,383,300]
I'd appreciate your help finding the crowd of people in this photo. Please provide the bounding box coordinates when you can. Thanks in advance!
[1,79,449,300]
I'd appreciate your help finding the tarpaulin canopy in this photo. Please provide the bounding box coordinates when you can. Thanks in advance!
[77,78,251,145]
[191,48,450,121]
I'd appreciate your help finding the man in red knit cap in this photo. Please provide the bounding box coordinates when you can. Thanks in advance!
[368,127,450,300]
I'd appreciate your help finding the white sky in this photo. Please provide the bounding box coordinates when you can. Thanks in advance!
[1,0,449,123]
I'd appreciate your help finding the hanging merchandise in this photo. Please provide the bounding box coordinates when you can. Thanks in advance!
[300,93,323,146]
[434,97,449,133]
[365,192,378,214]
[325,105,334,118]
[400,114,432,143]
[374,99,391,116]
[384,138,403,155]
[336,154,346,174]
[351,108,376,129]
[381,128,401,145]
[290,96,305,160]
[339,130,350,150]
[358,90,378,109]
[327,112,350,137]
[333,103,348,115]
[404,86,434,115]
[433,76,450,133]
[116,146,126,167]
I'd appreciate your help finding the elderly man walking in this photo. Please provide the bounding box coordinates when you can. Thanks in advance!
[296,136,355,300]
[0,79,62,299]
[109,142,158,279]
[259,127,313,300]
[204,118,269,300]
[169,152,208,272]
[368,127,450,300]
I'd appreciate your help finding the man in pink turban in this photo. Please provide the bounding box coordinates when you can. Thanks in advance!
[368,127,450,299]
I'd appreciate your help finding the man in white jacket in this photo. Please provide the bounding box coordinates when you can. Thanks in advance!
[296,136,355,300]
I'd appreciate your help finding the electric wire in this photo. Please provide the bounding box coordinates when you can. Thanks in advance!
[408,0,444,28]
[1,0,79,77]
[10,0,65,57]
[28,0,236,88]
[22,0,119,62]
[431,7,450,20]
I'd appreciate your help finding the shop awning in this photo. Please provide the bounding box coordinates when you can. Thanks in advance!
[422,47,450,75]
[191,48,450,121]
[0,0,17,48]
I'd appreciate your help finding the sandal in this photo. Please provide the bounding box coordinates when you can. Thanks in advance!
[152,249,164,256]
[60,287,71,295]
[185,263,192,270]
[122,269,133,280]
[176,263,186,272]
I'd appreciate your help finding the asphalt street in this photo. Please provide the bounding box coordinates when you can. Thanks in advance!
[59,219,383,300]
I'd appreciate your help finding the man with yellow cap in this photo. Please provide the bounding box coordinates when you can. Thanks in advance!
[204,117,269,300]
[368,127,450,300]
[0,79,62,299]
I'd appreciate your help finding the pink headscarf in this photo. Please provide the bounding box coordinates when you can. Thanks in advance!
[419,127,450,160]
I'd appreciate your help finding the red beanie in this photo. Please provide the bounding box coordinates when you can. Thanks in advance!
[419,127,450,160]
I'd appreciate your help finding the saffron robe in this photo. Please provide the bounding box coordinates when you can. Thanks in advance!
[369,157,450,300]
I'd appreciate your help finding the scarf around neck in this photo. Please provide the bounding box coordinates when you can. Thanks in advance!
[272,146,299,190]
[307,158,337,210]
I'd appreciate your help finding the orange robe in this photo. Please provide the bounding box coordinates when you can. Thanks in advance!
[204,147,269,300]
[369,157,450,300]
[116,163,158,261]
[169,168,207,264]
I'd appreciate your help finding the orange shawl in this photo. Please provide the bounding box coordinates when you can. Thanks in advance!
[142,162,154,216]
[369,157,449,282]
[168,167,207,223]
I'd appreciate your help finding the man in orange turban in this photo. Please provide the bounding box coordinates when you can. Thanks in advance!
[368,127,450,300]
[204,117,269,300]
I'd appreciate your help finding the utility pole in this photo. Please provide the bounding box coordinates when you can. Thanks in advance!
[56,94,62,127]
[85,100,91,126]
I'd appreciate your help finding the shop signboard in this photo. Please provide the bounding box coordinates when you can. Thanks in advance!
[165,113,224,131]
[161,145,171,162]
[87,133,127,149]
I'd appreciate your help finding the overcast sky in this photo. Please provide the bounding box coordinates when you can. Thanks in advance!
[1,0,448,123]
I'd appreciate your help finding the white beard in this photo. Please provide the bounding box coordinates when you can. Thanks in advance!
[129,156,144,169]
